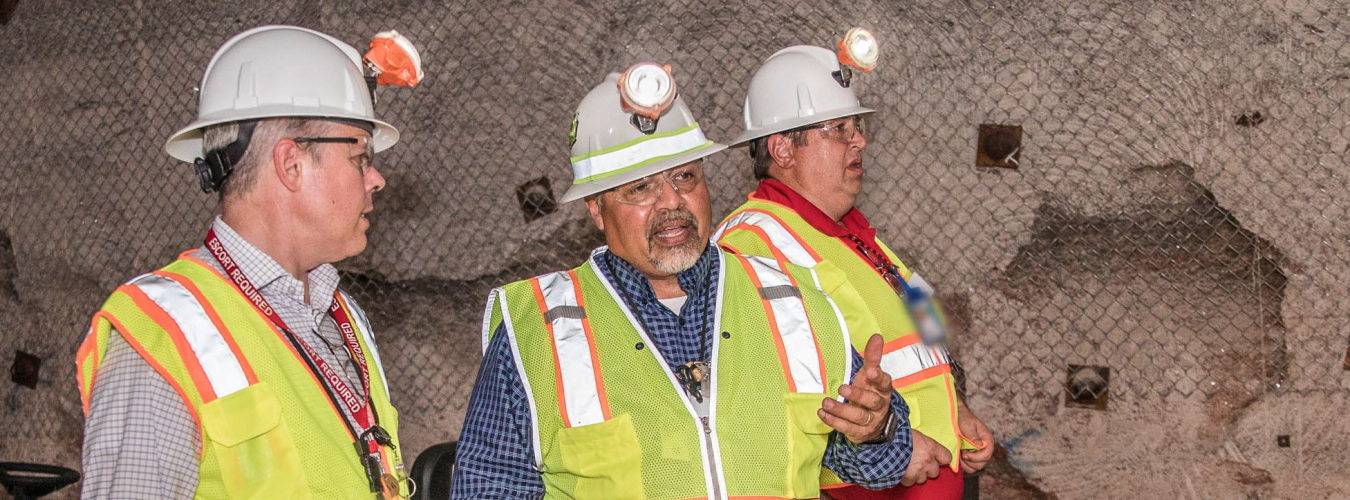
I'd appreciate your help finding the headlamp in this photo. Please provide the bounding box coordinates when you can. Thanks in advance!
[836,27,879,73]
[618,62,677,134]
[363,30,424,87]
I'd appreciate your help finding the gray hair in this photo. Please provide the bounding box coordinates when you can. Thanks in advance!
[201,118,331,201]
[749,130,810,181]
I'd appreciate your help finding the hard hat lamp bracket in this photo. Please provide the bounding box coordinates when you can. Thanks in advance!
[832,67,854,88]
[631,114,659,135]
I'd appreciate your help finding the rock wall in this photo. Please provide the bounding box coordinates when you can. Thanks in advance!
[1,0,1347,497]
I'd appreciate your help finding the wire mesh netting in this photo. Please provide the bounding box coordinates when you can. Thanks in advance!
[1,0,1348,497]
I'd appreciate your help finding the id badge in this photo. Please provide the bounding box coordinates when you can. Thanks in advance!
[909,295,947,346]
[894,270,947,346]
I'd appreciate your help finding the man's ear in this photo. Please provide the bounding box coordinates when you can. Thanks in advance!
[768,133,795,171]
[272,138,308,193]
[585,195,606,232]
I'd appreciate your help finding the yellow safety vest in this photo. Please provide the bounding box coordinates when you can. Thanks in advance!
[483,248,855,499]
[717,196,972,482]
[76,254,407,499]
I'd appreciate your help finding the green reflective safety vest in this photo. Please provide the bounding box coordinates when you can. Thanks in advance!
[77,255,407,499]
[716,196,971,482]
[483,248,854,499]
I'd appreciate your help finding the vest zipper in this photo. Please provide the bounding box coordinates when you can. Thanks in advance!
[701,416,722,500]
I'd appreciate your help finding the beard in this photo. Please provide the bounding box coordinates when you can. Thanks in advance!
[646,208,704,275]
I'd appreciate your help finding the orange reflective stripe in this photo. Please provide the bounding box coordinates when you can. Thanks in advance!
[177,248,197,260]
[155,270,259,385]
[883,335,919,353]
[530,277,573,428]
[945,374,963,471]
[177,255,351,430]
[890,363,951,389]
[731,254,798,392]
[567,269,611,421]
[76,319,102,416]
[122,284,220,403]
[92,306,205,455]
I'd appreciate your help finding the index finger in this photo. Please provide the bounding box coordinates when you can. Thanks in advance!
[862,333,885,369]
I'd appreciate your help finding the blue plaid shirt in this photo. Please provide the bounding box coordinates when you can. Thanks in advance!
[450,245,911,498]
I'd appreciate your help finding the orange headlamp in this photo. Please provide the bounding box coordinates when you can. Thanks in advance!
[363,30,424,87]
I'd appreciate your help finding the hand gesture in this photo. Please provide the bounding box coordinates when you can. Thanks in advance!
[818,334,894,444]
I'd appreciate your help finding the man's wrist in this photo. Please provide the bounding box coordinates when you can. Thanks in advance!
[859,409,899,445]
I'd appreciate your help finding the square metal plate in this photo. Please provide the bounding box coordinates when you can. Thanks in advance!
[1064,364,1109,410]
[11,350,40,389]
[515,177,557,223]
[976,124,1023,169]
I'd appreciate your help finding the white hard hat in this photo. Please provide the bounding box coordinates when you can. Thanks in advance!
[164,25,400,163]
[732,45,875,146]
[560,72,727,203]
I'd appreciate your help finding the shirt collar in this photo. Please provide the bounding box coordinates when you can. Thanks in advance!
[598,242,719,307]
[751,178,877,241]
[210,217,340,311]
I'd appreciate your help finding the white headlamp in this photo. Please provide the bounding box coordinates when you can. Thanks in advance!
[617,62,677,133]
[837,27,879,72]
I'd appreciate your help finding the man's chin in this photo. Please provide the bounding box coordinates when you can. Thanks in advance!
[649,243,704,275]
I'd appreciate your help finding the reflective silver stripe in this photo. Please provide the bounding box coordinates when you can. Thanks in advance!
[740,255,825,394]
[481,288,504,354]
[714,211,820,267]
[758,285,801,300]
[544,305,586,322]
[536,271,606,427]
[131,274,249,398]
[570,125,710,182]
[880,341,950,381]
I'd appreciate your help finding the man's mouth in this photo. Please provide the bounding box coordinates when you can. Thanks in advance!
[649,213,698,247]
[654,220,691,241]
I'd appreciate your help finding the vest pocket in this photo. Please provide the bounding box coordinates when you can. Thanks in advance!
[783,392,832,498]
[200,382,309,499]
[550,412,644,499]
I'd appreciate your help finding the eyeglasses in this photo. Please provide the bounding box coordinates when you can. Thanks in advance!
[796,116,866,143]
[293,137,375,173]
[608,164,705,206]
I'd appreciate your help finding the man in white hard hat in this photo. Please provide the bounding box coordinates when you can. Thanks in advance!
[76,26,421,499]
[714,37,996,499]
[453,66,913,499]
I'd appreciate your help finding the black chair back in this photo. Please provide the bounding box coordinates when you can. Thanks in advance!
[409,441,457,500]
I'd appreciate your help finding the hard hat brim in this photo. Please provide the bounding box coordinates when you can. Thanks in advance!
[729,105,875,147]
[164,111,400,163]
[558,141,729,204]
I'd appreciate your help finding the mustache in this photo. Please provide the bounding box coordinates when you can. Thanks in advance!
[646,209,699,241]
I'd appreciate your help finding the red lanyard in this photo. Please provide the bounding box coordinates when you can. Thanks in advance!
[205,229,377,437]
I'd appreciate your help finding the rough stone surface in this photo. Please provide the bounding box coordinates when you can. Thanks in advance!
[0,0,1347,498]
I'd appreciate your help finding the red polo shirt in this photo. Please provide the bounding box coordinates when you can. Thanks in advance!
[751,179,964,500]
[751,179,897,270]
